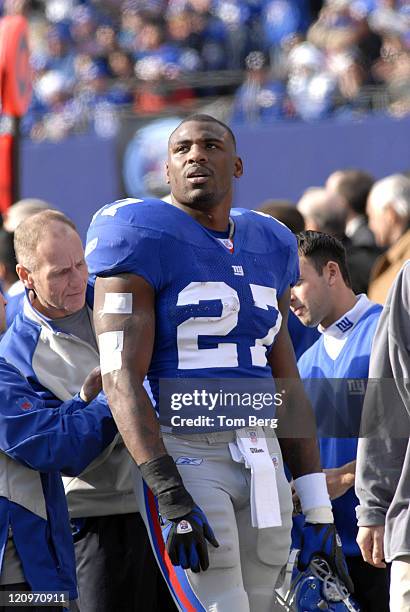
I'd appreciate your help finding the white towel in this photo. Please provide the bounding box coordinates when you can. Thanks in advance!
[229,427,281,529]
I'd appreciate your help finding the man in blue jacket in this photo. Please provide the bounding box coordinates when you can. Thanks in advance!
[291,231,389,610]
[0,209,173,612]
[0,290,117,609]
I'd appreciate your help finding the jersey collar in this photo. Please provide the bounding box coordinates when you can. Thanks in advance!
[318,294,375,340]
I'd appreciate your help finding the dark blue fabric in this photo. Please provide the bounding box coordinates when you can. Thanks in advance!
[5,292,24,329]
[0,356,117,597]
[287,310,320,360]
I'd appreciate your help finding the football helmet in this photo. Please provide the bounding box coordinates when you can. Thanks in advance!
[276,556,361,611]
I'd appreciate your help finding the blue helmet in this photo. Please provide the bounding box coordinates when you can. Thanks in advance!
[276,557,361,612]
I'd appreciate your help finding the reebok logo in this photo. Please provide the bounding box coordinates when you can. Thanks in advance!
[175,457,203,466]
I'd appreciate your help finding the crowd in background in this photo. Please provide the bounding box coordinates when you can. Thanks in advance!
[1,0,409,140]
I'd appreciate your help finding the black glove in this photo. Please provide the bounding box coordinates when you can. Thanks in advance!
[298,523,354,593]
[166,505,219,573]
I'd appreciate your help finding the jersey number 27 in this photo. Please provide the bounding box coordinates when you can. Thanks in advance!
[177,281,281,369]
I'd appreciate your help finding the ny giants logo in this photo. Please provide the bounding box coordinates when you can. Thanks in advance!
[335,317,353,333]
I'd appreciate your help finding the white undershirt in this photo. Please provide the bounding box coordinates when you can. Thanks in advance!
[318,294,375,360]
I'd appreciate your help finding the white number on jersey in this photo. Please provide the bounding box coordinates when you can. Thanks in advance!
[249,284,281,367]
[177,282,239,369]
[176,281,280,369]
[101,198,143,217]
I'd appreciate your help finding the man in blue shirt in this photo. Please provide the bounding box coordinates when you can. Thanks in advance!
[291,230,390,611]
[0,291,117,609]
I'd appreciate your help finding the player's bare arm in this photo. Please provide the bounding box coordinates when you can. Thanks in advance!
[93,271,218,571]
[268,288,322,477]
[93,273,167,464]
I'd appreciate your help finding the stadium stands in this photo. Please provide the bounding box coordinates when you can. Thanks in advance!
[1,0,409,139]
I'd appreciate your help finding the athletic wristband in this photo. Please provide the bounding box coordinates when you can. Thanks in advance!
[139,454,195,520]
[304,506,334,524]
[294,473,333,524]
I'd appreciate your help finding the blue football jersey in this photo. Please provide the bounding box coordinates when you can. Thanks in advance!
[296,300,382,556]
[86,198,298,413]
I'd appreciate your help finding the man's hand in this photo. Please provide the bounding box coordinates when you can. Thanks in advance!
[357,525,386,568]
[299,523,354,593]
[166,506,219,573]
[324,462,355,500]
[80,367,102,402]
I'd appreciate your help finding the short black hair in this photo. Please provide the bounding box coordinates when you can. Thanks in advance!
[170,114,237,149]
[0,229,17,275]
[297,230,352,288]
[335,170,374,215]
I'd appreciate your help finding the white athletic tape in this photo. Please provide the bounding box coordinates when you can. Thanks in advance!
[304,506,334,524]
[293,472,333,522]
[102,293,133,315]
[98,331,124,375]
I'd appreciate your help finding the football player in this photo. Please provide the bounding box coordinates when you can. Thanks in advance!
[85,114,352,611]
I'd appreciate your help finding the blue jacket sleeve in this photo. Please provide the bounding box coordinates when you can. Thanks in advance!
[0,359,117,476]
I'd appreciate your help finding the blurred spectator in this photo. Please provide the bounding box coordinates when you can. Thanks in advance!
[134,17,179,65]
[256,197,320,358]
[184,1,229,72]
[326,168,382,293]
[326,168,376,246]
[213,0,252,69]
[297,186,378,293]
[95,23,120,60]
[373,34,410,116]
[287,42,337,120]
[231,51,287,123]
[308,0,378,55]
[262,0,310,49]
[42,24,76,89]
[369,0,410,42]
[77,60,133,107]
[0,230,21,333]
[297,186,346,232]
[69,5,99,56]
[0,230,18,297]
[1,198,55,329]
[107,49,135,80]
[367,173,410,304]
[258,198,305,233]
[2,198,54,233]
[134,56,195,114]
[28,70,78,141]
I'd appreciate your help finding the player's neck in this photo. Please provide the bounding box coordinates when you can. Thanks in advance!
[170,199,231,231]
[320,290,357,329]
